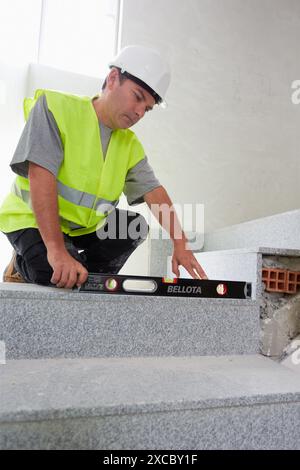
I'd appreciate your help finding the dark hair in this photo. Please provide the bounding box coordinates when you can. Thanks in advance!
[101,68,127,91]
[102,67,162,105]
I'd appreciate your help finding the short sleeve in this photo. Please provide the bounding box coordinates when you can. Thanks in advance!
[123,156,161,206]
[10,94,64,177]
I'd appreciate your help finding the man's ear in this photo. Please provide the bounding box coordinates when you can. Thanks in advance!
[106,68,119,91]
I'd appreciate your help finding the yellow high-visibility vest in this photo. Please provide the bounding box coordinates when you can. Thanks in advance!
[0,89,145,236]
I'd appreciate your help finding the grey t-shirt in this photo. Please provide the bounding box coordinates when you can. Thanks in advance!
[10,95,161,205]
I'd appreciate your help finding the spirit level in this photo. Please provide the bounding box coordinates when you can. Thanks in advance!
[75,273,252,299]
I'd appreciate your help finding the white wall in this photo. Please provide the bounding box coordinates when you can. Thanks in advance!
[0,1,119,275]
[0,0,42,272]
[120,0,300,233]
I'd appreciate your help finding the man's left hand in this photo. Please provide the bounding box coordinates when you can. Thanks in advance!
[171,244,208,279]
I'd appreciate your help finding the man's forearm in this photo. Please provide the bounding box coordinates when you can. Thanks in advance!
[144,185,187,246]
[28,162,88,288]
[28,162,65,253]
[144,185,208,279]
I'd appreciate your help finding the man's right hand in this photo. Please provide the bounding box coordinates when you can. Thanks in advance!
[47,249,88,289]
[28,163,88,289]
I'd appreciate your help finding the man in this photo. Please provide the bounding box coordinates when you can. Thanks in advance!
[0,45,207,288]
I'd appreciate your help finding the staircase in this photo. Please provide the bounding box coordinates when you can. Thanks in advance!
[1,272,299,449]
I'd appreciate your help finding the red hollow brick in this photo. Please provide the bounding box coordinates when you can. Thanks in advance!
[262,267,287,293]
[285,270,297,294]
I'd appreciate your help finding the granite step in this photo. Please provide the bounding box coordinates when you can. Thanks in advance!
[149,210,300,277]
[167,246,300,300]
[203,209,300,252]
[0,282,259,359]
[1,354,299,450]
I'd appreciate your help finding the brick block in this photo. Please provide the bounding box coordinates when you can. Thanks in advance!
[296,272,300,287]
[285,271,298,294]
[262,268,300,294]
[262,268,287,293]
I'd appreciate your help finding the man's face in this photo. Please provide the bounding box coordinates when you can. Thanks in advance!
[105,69,156,129]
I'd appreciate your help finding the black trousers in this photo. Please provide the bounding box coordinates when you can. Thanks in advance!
[4,209,149,286]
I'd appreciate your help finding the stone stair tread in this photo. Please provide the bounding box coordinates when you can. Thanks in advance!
[195,247,300,256]
[203,209,300,252]
[1,354,300,423]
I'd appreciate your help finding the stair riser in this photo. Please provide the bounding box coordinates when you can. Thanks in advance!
[1,402,298,450]
[1,297,259,358]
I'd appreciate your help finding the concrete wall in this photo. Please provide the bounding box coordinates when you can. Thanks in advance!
[120,0,300,233]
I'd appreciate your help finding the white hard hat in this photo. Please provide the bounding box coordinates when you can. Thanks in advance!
[108,45,171,105]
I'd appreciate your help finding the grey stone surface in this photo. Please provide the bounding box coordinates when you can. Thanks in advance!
[260,293,300,357]
[167,250,260,299]
[149,238,173,276]
[258,247,300,257]
[163,246,300,359]
[149,216,300,279]
[260,255,300,357]
[0,355,300,449]
[0,283,259,359]
[204,209,300,252]
[263,254,300,270]
[1,403,299,450]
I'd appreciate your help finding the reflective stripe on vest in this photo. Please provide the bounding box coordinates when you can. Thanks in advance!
[12,181,32,208]
[56,181,118,212]
[12,180,118,228]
